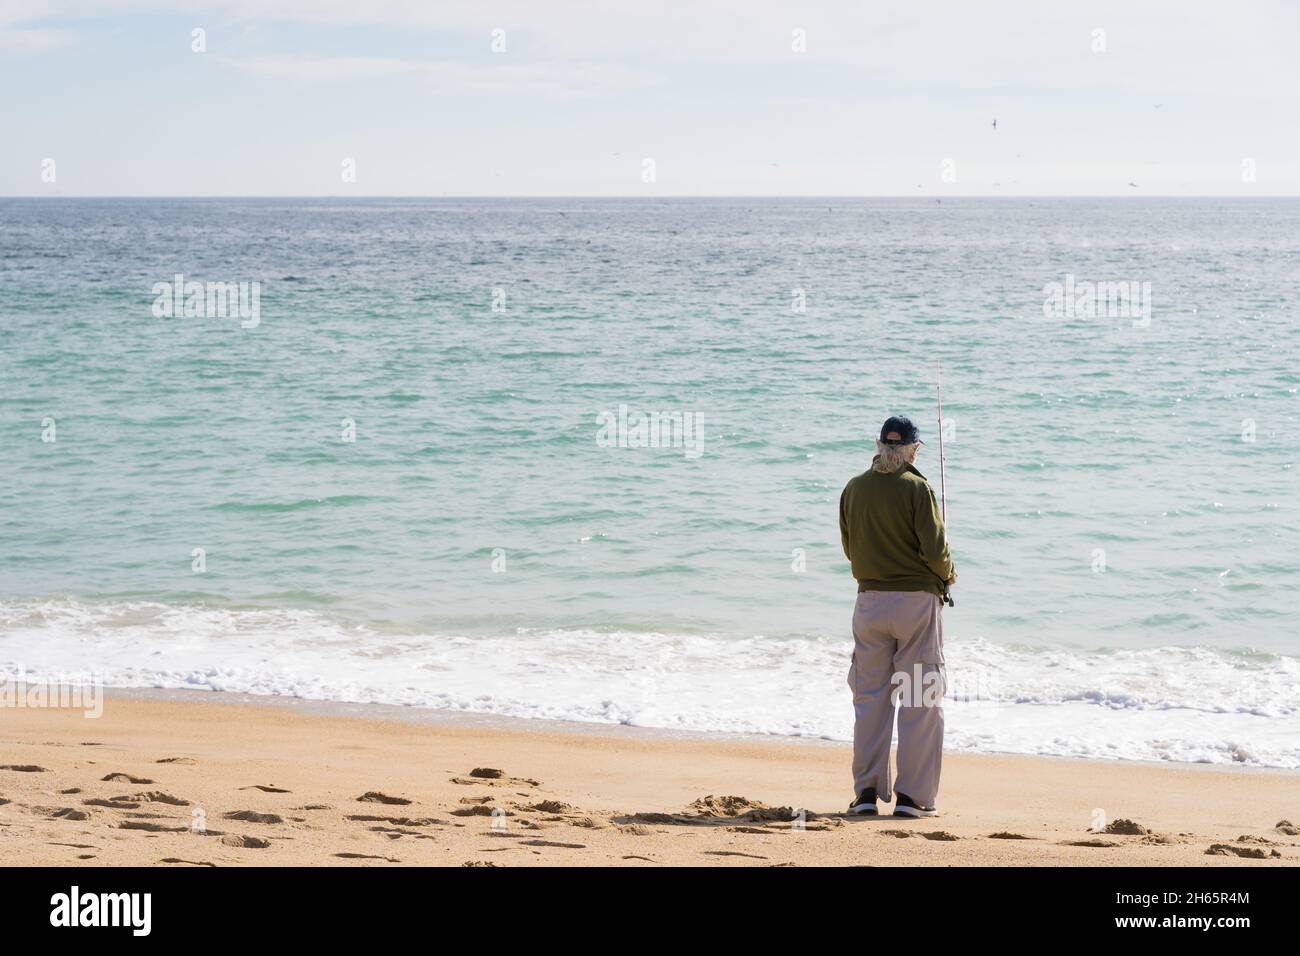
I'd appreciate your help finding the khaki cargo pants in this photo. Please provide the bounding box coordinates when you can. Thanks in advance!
[846,589,946,807]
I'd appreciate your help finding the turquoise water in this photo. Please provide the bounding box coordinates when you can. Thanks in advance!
[2,198,1297,765]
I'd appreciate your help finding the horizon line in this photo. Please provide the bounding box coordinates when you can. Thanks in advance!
[5,194,1299,200]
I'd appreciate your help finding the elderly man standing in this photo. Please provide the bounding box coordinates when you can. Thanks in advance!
[839,415,956,818]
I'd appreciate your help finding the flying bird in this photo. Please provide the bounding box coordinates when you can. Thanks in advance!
[1128,181,1139,188]
[992,118,997,130]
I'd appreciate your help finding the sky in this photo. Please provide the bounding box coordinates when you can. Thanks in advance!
[2,0,1299,196]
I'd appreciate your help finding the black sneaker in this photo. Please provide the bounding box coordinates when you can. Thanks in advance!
[847,787,878,815]
[893,793,938,818]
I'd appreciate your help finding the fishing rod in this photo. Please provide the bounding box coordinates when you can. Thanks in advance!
[936,361,955,607]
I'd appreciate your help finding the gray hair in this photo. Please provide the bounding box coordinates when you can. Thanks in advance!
[872,440,918,473]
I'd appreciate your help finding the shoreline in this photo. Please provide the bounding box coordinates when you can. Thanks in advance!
[100,686,1300,777]
[5,599,1296,771]
[2,689,1297,866]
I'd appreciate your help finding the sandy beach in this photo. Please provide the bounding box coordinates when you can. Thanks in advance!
[1,692,1296,867]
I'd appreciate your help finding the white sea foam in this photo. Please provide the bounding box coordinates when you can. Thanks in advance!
[1,600,1296,769]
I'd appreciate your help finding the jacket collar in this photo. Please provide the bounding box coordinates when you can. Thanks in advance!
[870,454,927,481]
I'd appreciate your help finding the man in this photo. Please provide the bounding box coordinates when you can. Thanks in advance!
[839,415,956,818]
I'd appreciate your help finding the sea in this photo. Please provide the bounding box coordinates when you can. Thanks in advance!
[2,197,1297,768]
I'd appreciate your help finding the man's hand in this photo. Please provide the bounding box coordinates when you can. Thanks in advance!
[947,571,958,586]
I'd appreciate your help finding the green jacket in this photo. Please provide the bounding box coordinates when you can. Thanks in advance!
[839,457,955,595]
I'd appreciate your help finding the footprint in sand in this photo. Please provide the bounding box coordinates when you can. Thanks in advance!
[101,773,154,785]
[220,834,271,848]
[239,784,291,793]
[1206,843,1281,859]
[0,765,47,773]
[519,839,585,849]
[988,832,1035,840]
[451,805,513,818]
[347,814,446,827]
[335,852,399,862]
[84,797,140,809]
[157,757,197,765]
[160,858,216,866]
[1275,820,1299,836]
[745,808,804,823]
[523,800,573,814]
[125,791,190,806]
[703,850,768,859]
[119,821,189,833]
[223,810,284,824]
[50,808,91,821]
[369,825,434,840]
[451,768,540,788]
[1063,838,1120,847]
[626,812,684,825]
[357,791,411,806]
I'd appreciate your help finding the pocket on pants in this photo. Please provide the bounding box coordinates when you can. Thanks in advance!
[928,593,946,663]
[915,661,946,707]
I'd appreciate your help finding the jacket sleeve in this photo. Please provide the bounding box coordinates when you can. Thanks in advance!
[839,485,852,562]
[914,484,954,582]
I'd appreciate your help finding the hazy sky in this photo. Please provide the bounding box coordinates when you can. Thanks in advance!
[3,0,1298,196]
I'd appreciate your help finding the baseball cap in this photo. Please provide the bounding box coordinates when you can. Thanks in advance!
[879,415,923,446]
